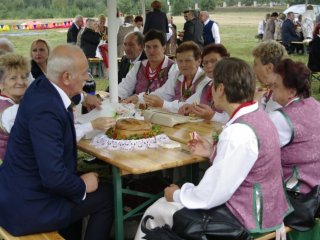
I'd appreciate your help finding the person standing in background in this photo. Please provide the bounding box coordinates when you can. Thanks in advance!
[67,15,84,44]
[263,12,278,41]
[183,10,204,49]
[199,11,221,45]
[256,13,270,40]
[143,1,169,35]
[80,19,100,59]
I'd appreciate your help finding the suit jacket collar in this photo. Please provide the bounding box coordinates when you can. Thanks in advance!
[36,75,69,111]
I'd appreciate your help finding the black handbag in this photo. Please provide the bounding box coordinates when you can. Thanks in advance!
[141,215,184,240]
[284,185,320,231]
[172,204,250,240]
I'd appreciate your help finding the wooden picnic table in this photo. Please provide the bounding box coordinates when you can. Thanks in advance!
[77,120,216,240]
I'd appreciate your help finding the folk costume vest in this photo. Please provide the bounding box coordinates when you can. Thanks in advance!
[135,58,174,95]
[0,99,13,160]
[277,98,320,194]
[226,108,290,233]
[173,72,207,102]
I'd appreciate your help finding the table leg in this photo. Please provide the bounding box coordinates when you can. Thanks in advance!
[112,166,124,240]
[191,163,200,185]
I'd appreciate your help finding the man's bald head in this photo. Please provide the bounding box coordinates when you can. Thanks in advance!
[199,11,210,23]
[47,44,88,97]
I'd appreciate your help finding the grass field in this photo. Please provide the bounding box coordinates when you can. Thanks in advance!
[1,9,319,99]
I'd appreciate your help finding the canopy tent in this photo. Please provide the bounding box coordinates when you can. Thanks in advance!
[107,0,146,103]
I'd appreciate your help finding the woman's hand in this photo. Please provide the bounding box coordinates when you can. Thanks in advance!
[188,133,212,158]
[143,94,164,108]
[190,104,214,120]
[121,95,138,104]
[178,104,192,116]
[164,184,180,202]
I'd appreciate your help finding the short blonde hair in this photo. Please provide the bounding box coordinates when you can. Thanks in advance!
[252,40,287,66]
[0,53,30,84]
[98,14,106,22]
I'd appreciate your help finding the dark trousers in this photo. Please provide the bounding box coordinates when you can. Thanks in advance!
[59,182,114,240]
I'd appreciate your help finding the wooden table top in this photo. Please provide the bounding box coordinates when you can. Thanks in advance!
[160,120,223,144]
[78,140,205,175]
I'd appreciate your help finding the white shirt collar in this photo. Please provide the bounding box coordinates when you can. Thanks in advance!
[131,51,143,65]
[50,81,71,111]
[204,19,210,25]
[284,97,300,107]
[0,95,16,105]
[177,67,204,82]
[226,101,259,127]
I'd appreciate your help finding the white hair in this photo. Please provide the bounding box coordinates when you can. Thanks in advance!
[46,45,81,82]
[0,38,14,53]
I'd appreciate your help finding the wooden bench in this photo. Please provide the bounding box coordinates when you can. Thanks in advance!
[88,58,104,79]
[254,226,292,240]
[0,227,64,240]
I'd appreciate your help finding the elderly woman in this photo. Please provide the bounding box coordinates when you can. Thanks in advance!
[135,58,290,240]
[269,59,320,230]
[178,43,229,123]
[0,54,114,165]
[120,29,176,103]
[252,40,287,112]
[143,41,211,113]
[0,54,30,162]
[30,39,50,79]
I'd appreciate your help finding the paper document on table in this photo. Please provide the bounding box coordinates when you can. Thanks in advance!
[76,101,136,124]
[143,108,198,127]
[76,101,117,124]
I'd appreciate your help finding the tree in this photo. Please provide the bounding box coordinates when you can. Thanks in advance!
[172,0,193,15]
[199,0,215,11]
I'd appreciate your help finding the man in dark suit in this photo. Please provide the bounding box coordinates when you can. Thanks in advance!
[281,12,301,54]
[67,15,83,44]
[118,31,147,83]
[143,0,169,34]
[183,10,204,49]
[0,45,114,240]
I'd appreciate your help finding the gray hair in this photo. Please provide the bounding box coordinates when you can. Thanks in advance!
[125,31,145,46]
[46,45,81,82]
[86,18,97,29]
[0,38,14,53]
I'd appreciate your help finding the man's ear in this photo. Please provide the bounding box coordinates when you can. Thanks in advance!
[61,71,72,86]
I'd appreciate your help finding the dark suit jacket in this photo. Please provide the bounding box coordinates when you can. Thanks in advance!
[183,18,204,48]
[31,59,45,79]
[80,28,100,58]
[281,19,300,44]
[118,51,147,83]
[143,9,169,34]
[0,76,85,236]
[67,23,80,44]
[308,36,320,72]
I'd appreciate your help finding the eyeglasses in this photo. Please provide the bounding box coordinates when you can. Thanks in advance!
[202,59,217,67]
